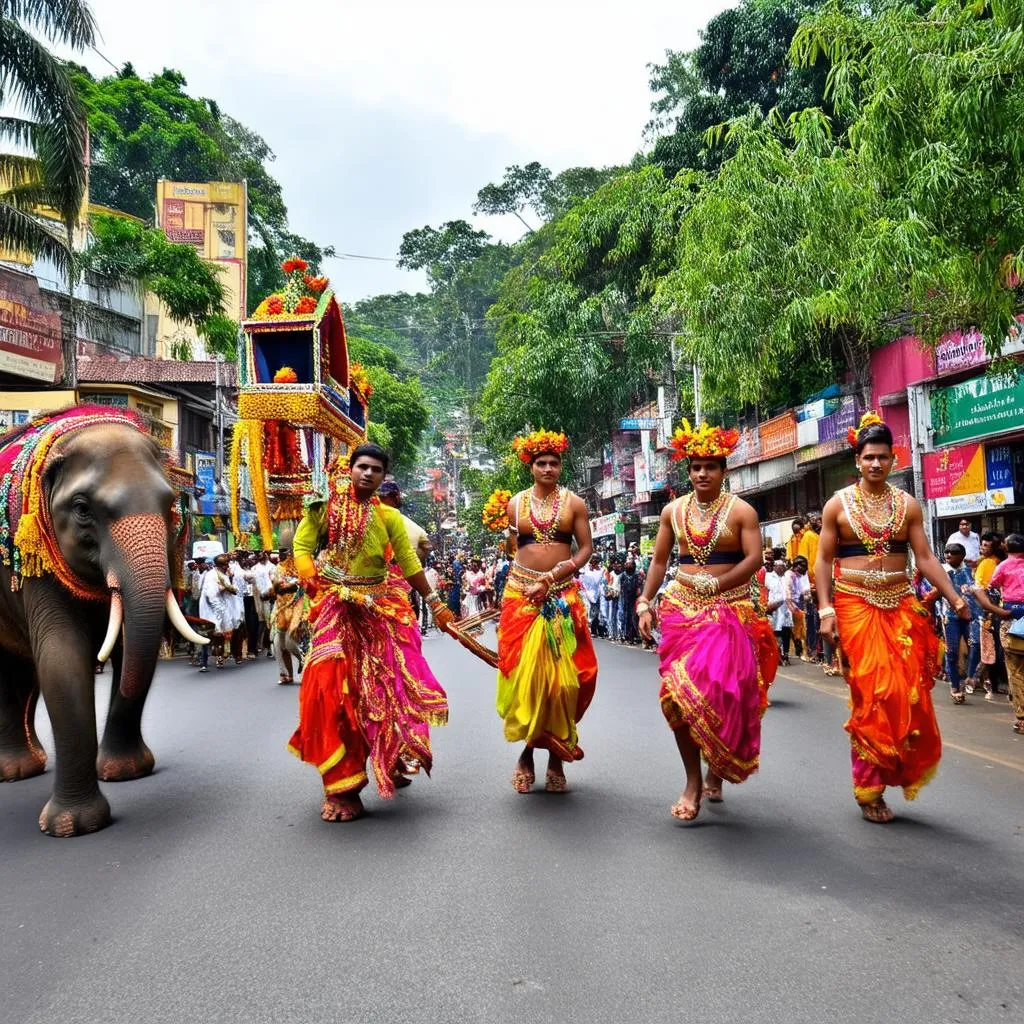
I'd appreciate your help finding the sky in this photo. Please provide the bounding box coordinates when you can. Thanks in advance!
[80,1,733,304]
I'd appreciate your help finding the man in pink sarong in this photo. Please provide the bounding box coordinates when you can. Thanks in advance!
[638,420,778,822]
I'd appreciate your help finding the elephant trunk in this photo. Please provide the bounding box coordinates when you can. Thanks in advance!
[108,514,172,700]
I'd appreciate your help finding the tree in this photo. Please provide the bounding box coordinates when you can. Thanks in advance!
[654,0,1024,410]
[646,0,832,176]
[80,213,239,359]
[397,220,492,287]
[1,0,96,385]
[347,335,430,474]
[69,64,333,312]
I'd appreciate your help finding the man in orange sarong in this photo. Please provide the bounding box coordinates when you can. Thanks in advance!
[816,413,970,824]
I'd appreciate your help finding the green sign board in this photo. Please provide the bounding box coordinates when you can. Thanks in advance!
[931,373,1024,446]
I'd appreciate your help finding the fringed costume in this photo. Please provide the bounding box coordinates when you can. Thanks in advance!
[833,480,942,805]
[288,480,447,799]
[658,566,778,783]
[496,563,597,761]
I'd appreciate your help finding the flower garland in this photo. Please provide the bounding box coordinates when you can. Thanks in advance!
[512,429,569,464]
[669,418,740,462]
[482,489,512,532]
[349,362,373,399]
[326,478,380,570]
[680,492,734,565]
[250,257,329,320]
[228,420,276,549]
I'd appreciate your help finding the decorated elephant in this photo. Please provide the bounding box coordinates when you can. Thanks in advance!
[0,406,207,836]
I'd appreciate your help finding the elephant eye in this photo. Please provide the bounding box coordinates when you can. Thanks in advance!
[71,499,92,522]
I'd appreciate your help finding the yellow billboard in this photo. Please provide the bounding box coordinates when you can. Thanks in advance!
[156,180,247,317]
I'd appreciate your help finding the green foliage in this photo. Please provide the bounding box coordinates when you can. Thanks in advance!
[80,212,239,358]
[646,0,832,176]
[0,0,94,270]
[398,220,492,287]
[69,63,332,311]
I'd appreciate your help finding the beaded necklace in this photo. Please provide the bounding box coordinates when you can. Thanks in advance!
[839,483,907,558]
[679,491,734,566]
[327,479,379,569]
[525,486,563,545]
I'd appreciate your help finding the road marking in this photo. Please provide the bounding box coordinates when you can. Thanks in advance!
[775,669,1024,775]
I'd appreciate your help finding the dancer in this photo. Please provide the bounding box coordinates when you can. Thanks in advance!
[816,413,970,824]
[638,420,778,822]
[499,430,597,794]
[287,444,455,822]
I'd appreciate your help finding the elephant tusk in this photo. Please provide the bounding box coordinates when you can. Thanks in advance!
[166,590,209,645]
[97,588,124,664]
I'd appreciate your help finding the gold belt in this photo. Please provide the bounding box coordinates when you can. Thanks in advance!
[834,575,912,610]
[318,563,388,591]
[508,562,574,594]
[671,572,750,607]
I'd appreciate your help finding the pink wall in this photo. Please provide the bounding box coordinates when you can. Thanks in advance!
[882,402,911,449]
[870,335,935,404]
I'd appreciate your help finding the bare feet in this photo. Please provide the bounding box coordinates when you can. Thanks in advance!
[860,798,894,824]
[545,769,569,793]
[321,794,363,822]
[392,773,413,789]
[703,771,724,803]
[671,778,703,821]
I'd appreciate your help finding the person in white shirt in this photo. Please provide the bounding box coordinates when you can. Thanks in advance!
[947,518,981,566]
[199,554,239,670]
[422,562,441,634]
[785,556,812,660]
[250,551,276,658]
[464,558,488,616]
[765,559,795,665]
[579,555,604,633]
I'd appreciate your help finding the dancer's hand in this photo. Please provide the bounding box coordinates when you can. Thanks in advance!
[432,604,455,633]
[524,581,549,605]
[638,607,656,640]
[818,611,837,645]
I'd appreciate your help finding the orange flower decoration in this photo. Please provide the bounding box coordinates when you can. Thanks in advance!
[349,362,373,399]
[282,258,309,274]
[294,296,317,315]
[304,275,328,293]
[273,366,298,384]
[668,418,740,462]
[482,489,512,532]
[266,296,284,315]
[512,429,569,464]
[848,410,885,448]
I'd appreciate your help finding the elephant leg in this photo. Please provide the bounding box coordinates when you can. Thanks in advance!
[25,583,111,836]
[0,654,47,781]
[97,643,155,782]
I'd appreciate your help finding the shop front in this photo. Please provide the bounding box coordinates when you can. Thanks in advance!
[927,372,1024,546]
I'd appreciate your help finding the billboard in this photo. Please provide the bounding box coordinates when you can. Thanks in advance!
[0,268,63,383]
[156,180,247,319]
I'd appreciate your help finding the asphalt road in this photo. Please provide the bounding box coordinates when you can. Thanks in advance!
[2,632,1023,1024]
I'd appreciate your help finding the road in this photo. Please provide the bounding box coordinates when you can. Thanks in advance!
[2,631,1023,1024]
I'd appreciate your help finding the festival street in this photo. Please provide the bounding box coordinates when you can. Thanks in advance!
[3,638,1022,1024]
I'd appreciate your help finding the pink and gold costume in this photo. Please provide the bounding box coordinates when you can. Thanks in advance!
[287,483,447,799]
[658,572,778,783]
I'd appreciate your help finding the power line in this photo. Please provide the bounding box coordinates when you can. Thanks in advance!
[334,252,401,263]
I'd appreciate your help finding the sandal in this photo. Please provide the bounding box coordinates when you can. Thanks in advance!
[950,689,966,705]
[511,766,535,794]
[545,770,569,793]
[278,674,293,685]
[860,798,894,824]
[1012,720,1024,735]
[671,781,703,822]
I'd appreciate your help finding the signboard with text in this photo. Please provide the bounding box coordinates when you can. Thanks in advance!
[0,269,62,383]
[934,492,988,517]
[922,443,985,499]
[985,444,1015,509]
[931,373,1024,446]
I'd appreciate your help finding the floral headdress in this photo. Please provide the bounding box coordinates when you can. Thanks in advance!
[668,418,740,462]
[482,489,512,532]
[847,411,885,448]
[512,429,569,464]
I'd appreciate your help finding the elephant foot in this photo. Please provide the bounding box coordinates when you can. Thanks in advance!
[97,742,155,782]
[0,746,47,781]
[38,791,111,837]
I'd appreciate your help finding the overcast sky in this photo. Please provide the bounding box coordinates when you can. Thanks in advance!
[81,1,732,304]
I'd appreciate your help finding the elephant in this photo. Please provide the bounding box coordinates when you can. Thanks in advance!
[0,406,207,836]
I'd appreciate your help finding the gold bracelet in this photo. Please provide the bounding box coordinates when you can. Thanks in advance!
[818,606,835,619]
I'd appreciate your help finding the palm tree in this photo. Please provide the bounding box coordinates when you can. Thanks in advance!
[0,1,96,386]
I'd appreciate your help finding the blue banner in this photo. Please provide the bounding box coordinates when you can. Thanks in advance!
[194,451,217,515]
[986,444,1013,490]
